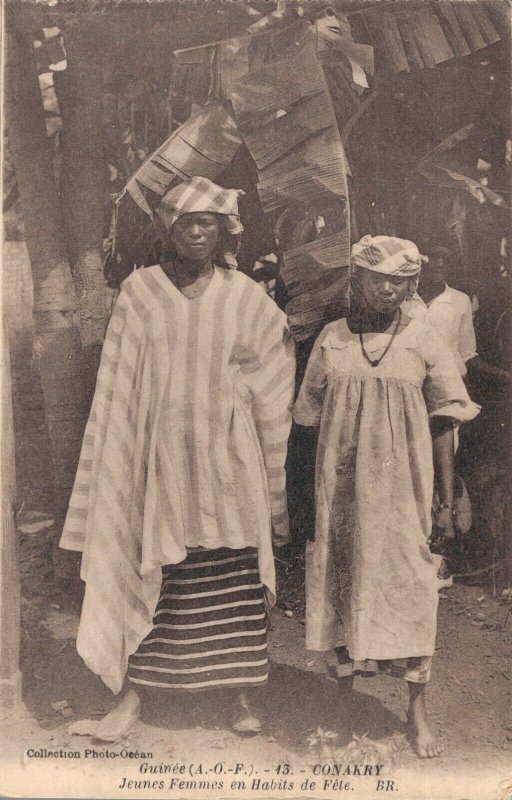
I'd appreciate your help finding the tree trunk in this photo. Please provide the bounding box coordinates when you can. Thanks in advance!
[55,19,115,395]
[4,32,88,524]
[0,322,22,717]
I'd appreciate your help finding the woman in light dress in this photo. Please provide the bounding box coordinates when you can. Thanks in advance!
[293,235,479,757]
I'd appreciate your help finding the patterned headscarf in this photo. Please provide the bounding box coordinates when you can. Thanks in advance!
[157,177,244,235]
[351,235,425,277]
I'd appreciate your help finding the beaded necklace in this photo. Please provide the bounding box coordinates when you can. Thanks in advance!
[358,308,402,367]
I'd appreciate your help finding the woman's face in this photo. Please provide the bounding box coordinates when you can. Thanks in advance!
[358,269,410,313]
[170,212,220,262]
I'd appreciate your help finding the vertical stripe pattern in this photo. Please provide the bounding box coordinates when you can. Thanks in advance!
[60,266,295,693]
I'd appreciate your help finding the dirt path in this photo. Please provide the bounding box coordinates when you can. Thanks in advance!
[5,326,512,800]
[7,533,511,800]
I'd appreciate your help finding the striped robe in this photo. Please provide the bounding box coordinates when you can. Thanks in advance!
[60,266,295,693]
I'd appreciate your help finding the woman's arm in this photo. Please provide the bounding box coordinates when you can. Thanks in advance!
[430,416,455,540]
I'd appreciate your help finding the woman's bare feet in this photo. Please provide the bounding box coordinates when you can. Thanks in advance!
[94,688,141,742]
[231,690,262,735]
[407,683,443,758]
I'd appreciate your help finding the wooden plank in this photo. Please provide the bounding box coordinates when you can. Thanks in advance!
[396,11,425,69]
[482,0,511,36]
[470,2,501,45]
[412,9,453,67]
[435,2,471,56]
[364,11,410,73]
[423,10,454,63]
[413,10,437,68]
[387,11,411,72]
[454,1,487,50]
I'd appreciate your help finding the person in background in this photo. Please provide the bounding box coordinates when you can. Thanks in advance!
[402,246,476,378]
[403,244,511,385]
[60,177,295,742]
[293,235,479,758]
[403,245,510,583]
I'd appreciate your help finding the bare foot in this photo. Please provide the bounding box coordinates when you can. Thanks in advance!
[408,714,443,758]
[231,691,261,736]
[407,683,443,758]
[94,688,141,743]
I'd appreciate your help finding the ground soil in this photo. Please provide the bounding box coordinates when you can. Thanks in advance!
[5,325,512,800]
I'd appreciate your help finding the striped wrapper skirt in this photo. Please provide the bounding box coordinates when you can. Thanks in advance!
[127,547,269,691]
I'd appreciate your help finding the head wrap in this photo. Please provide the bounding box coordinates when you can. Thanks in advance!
[157,177,244,235]
[351,235,425,277]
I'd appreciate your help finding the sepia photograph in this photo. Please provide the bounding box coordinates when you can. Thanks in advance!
[1,0,511,798]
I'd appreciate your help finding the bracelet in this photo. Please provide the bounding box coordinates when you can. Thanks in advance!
[438,502,454,511]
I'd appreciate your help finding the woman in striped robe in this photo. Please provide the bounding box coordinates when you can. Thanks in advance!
[60,177,296,739]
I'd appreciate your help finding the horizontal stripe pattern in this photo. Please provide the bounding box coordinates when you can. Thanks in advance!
[128,548,269,691]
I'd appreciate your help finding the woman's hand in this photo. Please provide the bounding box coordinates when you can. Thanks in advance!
[431,416,455,545]
[434,507,455,540]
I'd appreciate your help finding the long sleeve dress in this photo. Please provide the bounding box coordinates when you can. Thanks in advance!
[60,265,295,693]
[292,316,479,672]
